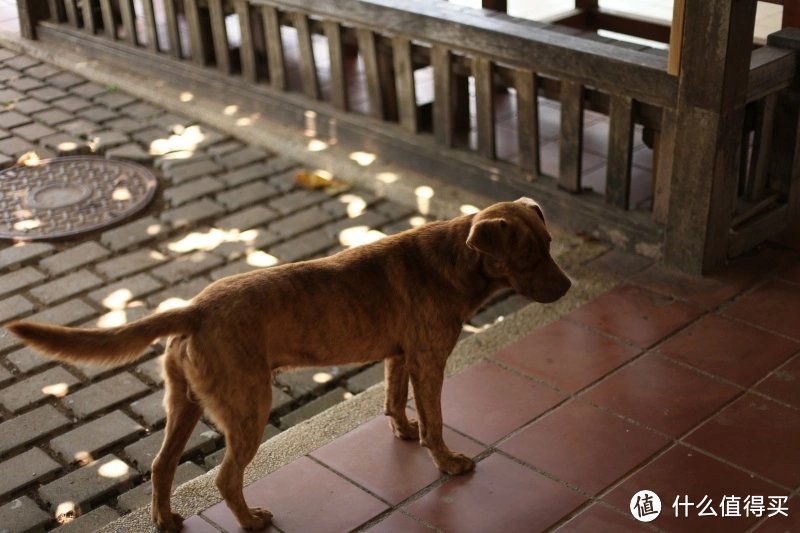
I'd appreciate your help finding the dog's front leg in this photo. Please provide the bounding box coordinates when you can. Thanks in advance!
[384,356,419,439]
[408,356,475,475]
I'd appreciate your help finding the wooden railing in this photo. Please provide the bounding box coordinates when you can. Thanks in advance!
[15,0,800,273]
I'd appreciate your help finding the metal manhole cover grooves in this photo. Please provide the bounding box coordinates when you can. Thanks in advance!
[0,157,157,240]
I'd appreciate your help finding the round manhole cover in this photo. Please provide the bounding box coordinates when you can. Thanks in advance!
[0,157,157,240]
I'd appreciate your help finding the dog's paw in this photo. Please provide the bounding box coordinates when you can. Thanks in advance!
[240,506,273,531]
[390,418,419,440]
[437,452,475,475]
[152,510,184,532]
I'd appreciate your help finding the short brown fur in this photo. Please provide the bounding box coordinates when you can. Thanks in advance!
[7,198,570,531]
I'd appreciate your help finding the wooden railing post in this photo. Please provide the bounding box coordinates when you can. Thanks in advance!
[559,80,584,192]
[664,0,758,273]
[17,0,48,39]
[766,28,800,219]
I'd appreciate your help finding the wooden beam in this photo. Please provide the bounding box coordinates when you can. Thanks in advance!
[664,0,758,273]
[784,0,800,28]
[482,0,507,12]
[17,0,48,39]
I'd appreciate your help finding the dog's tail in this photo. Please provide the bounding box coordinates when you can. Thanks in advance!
[6,306,196,367]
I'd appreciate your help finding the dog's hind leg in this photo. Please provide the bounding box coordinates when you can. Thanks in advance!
[151,338,203,532]
[212,385,272,530]
[384,356,419,439]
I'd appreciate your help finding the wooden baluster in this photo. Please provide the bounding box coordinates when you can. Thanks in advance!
[235,0,257,82]
[358,29,397,120]
[142,0,159,52]
[119,0,138,45]
[262,6,286,90]
[559,80,584,192]
[164,0,182,58]
[393,36,417,132]
[99,0,116,39]
[473,56,495,159]
[606,94,634,208]
[184,0,208,66]
[514,68,540,178]
[208,0,230,73]
[652,108,677,224]
[294,12,320,99]
[432,45,454,146]
[325,21,348,110]
[81,0,96,34]
[47,0,63,23]
[64,1,79,28]
[749,93,777,201]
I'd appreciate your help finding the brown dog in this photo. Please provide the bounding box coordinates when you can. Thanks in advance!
[7,197,570,531]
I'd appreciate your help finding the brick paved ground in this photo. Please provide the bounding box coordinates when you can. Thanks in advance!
[0,47,533,531]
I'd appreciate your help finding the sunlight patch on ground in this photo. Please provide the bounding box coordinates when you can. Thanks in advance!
[307,139,328,152]
[149,125,206,156]
[98,459,131,479]
[157,297,191,313]
[179,91,194,102]
[41,382,69,398]
[13,218,41,231]
[102,288,133,310]
[338,226,386,248]
[246,251,279,268]
[167,228,260,254]
[460,204,480,215]
[97,310,128,328]
[415,185,434,215]
[313,372,333,384]
[349,151,376,167]
[55,501,77,524]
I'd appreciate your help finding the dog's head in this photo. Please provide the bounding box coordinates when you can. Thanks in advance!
[466,197,571,303]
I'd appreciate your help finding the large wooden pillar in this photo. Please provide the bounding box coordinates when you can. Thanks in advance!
[664,0,757,274]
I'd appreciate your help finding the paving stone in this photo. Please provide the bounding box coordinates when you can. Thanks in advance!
[345,363,385,394]
[156,151,213,171]
[269,170,303,192]
[106,142,153,163]
[38,454,139,513]
[215,205,278,231]
[271,229,337,262]
[104,116,148,134]
[24,63,59,80]
[217,145,270,169]
[12,122,56,142]
[87,129,131,152]
[48,71,84,89]
[160,198,224,228]
[32,107,74,126]
[269,206,336,239]
[50,411,145,463]
[76,105,117,123]
[52,95,93,113]
[165,159,223,184]
[7,76,44,92]
[0,266,45,298]
[95,248,168,280]
[209,258,261,281]
[269,189,329,216]
[62,373,150,418]
[0,110,31,129]
[40,132,88,155]
[124,421,220,472]
[135,355,164,386]
[279,387,350,428]
[0,365,11,387]
[207,139,244,156]
[132,126,166,147]
[195,127,228,149]
[70,82,107,100]
[39,241,110,275]
[469,294,530,327]
[0,367,81,413]
[216,180,280,211]
[0,447,62,499]
[28,86,68,102]
[0,294,35,323]
[0,135,35,156]
[5,56,39,71]
[117,461,206,512]
[0,405,71,456]
[94,91,137,109]
[58,117,101,136]
[274,366,353,398]
[323,210,390,240]
[10,97,50,115]
[88,273,163,309]
[321,191,379,217]
[263,156,299,178]
[56,505,119,533]
[0,496,51,533]
[130,389,165,427]
[212,227,281,260]
[164,176,225,206]
[24,298,96,326]
[6,346,50,374]
[0,66,19,81]
[219,162,277,187]
[29,270,103,305]
[204,425,280,468]
[150,251,224,284]
[87,306,151,333]
[100,215,167,251]
[146,277,209,309]
[122,101,161,120]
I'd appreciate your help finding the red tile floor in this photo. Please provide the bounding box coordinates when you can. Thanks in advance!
[180,238,800,532]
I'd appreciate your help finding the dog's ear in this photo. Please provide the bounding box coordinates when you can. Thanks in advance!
[515,197,545,223]
[466,218,509,259]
